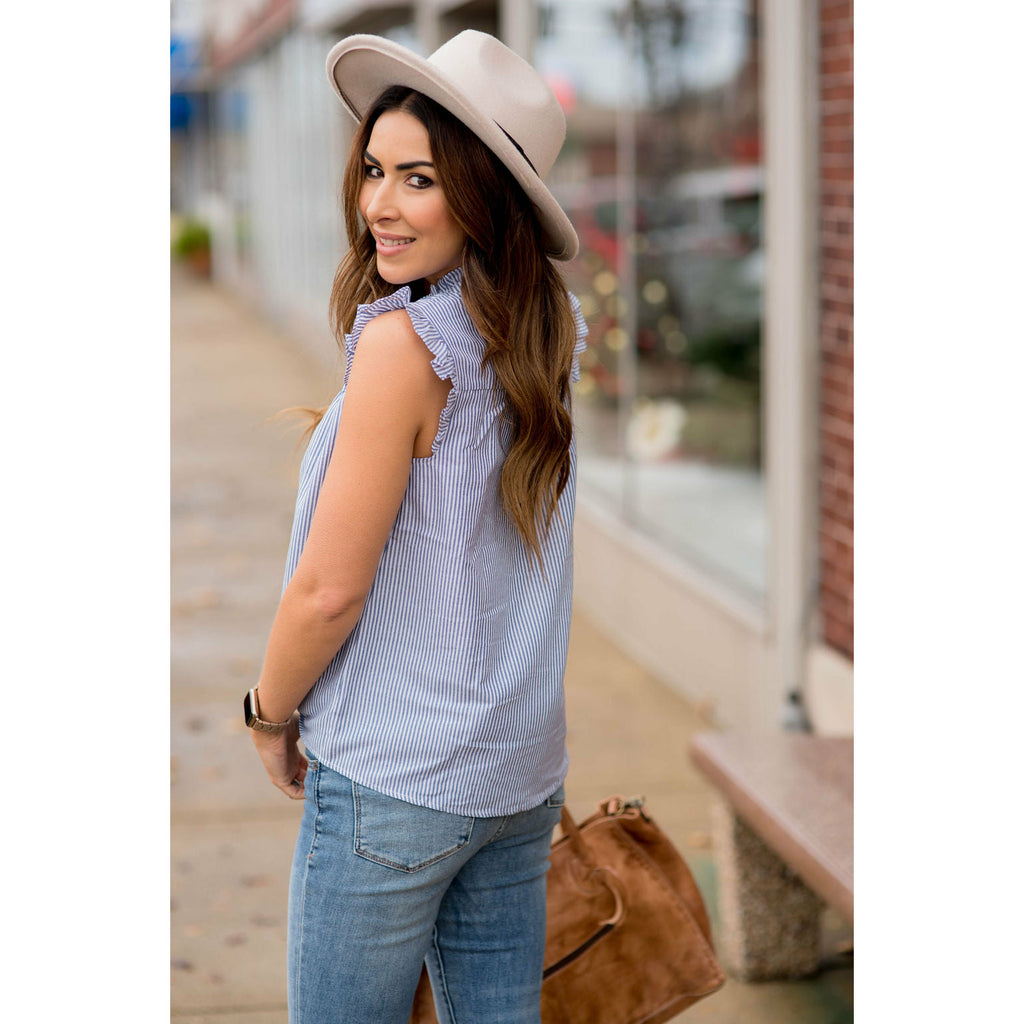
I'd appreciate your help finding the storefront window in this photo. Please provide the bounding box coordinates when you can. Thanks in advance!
[537,0,765,601]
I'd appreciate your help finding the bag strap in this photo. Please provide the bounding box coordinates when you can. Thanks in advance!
[544,806,626,979]
[558,806,598,867]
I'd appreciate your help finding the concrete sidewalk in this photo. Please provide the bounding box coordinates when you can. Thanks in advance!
[170,265,852,1022]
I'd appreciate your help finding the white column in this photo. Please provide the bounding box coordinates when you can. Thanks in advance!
[616,10,638,522]
[415,0,442,53]
[761,0,820,728]
[499,0,538,58]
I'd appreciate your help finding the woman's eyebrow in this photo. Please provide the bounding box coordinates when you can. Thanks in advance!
[363,149,434,171]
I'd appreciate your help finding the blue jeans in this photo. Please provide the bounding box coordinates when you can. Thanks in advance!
[288,753,564,1024]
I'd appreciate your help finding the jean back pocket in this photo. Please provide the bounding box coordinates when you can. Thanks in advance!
[352,782,475,872]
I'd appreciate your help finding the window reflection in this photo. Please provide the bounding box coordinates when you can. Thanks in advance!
[539,0,765,600]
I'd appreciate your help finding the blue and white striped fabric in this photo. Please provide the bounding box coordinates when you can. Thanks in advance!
[282,267,588,816]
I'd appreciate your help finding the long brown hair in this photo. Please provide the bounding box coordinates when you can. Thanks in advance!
[328,86,578,567]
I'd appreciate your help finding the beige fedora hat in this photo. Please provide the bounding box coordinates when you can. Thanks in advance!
[326,30,579,262]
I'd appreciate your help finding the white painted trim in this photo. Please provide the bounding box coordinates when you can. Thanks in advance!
[761,0,820,726]
[576,494,766,636]
[804,644,854,736]
[573,499,769,730]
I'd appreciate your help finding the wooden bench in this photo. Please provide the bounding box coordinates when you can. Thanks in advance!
[689,731,853,981]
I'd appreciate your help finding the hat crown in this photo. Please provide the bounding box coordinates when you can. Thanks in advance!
[427,31,565,178]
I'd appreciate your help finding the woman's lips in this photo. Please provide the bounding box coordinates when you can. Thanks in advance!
[374,233,414,255]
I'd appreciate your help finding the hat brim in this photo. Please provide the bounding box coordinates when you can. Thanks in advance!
[326,35,579,262]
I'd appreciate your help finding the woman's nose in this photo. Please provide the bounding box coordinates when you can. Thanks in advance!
[362,179,398,222]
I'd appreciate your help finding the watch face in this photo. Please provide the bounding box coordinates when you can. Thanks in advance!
[244,689,258,727]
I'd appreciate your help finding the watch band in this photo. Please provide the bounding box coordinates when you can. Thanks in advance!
[244,688,292,734]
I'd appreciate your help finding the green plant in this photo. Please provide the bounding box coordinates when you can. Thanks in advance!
[173,219,211,259]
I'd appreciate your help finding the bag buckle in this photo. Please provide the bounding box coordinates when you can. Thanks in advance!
[605,795,649,819]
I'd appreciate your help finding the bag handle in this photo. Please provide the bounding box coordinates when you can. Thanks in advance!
[558,806,596,864]
[543,807,626,979]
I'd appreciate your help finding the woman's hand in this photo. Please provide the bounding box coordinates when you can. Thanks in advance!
[249,714,308,799]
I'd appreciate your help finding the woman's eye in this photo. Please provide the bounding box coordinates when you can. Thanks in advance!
[363,164,383,179]
[407,174,433,189]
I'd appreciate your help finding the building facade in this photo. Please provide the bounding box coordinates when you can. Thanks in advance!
[171,0,853,735]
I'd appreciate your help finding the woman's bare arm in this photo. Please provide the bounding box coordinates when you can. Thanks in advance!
[249,308,451,796]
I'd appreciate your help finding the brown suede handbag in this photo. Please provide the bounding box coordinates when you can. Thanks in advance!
[410,796,725,1023]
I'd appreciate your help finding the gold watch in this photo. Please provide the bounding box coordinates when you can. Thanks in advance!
[243,688,291,734]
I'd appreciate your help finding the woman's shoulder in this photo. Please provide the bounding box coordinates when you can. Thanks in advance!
[347,286,414,356]
[346,288,457,388]
[353,306,423,353]
[348,307,447,389]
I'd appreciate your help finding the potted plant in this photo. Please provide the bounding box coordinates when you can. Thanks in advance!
[172,218,212,278]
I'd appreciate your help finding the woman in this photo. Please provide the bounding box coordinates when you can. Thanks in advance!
[244,30,587,1023]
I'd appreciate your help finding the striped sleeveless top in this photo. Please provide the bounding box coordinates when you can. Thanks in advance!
[283,267,588,816]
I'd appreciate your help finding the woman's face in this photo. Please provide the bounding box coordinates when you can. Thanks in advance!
[359,109,466,287]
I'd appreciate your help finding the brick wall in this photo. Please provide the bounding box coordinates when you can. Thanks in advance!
[818,0,853,659]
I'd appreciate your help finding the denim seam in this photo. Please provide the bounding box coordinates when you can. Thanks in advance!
[490,815,512,841]
[351,782,475,872]
[431,925,458,1024]
[309,763,323,860]
[293,761,322,1023]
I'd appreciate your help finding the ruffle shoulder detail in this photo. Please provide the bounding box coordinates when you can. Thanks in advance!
[569,292,589,383]
[343,270,460,389]
[405,300,456,385]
